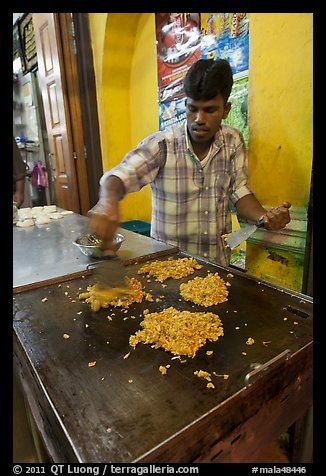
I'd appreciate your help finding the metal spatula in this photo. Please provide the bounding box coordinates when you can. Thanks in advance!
[225,218,265,250]
[86,233,129,288]
[94,257,131,294]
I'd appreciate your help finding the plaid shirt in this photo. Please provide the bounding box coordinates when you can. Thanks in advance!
[101,122,252,266]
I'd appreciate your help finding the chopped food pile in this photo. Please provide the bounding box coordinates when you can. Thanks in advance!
[180,272,230,307]
[78,277,152,311]
[137,257,202,283]
[78,256,228,365]
[129,306,224,358]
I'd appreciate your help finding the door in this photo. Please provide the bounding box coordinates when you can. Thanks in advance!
[58,13,91,215]
[33,13,80,213]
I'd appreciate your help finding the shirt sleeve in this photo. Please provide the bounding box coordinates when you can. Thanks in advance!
[100,133,167,193]
[229,130,252,205]
[13,136,28,184]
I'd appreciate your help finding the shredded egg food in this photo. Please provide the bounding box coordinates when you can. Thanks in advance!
[129,306,224,358]
[78,277,152,312]
[180,272,230,307]
[137,257,202,283]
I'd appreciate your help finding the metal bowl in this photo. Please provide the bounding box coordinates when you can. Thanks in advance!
[73,233,125,258]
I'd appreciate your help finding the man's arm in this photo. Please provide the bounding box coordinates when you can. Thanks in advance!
[88,176,126,256]
[235,193,291,230]
[99,174,126,201]
[234,193,266,222]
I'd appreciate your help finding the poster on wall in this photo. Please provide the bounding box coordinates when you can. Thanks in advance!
[155,13,202,130]
[200,13,249,77]
[200,13,249,144]
[156,12,250,144]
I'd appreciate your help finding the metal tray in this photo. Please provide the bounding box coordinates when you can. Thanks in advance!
[13,250,313,462]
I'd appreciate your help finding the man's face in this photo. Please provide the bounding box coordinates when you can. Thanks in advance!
[186,94,231,144]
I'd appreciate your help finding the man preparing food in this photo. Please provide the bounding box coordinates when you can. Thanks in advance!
[88,58,291,266]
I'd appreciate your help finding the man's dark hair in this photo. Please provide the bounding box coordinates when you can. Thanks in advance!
[184,59,233,103]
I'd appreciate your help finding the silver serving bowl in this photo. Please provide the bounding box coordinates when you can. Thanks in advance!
[73,233,125,258]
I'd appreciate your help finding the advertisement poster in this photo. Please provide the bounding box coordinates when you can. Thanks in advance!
[200,13,249,144]
[156,12,249,144]
[155,13,202,130]
[200,13,249,77]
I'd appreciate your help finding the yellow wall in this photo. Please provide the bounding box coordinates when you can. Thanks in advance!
[88,14,108,169]
[130,15,159,146]
[89,13,313,221]
[248,13,313,208]
[89,13,157,222]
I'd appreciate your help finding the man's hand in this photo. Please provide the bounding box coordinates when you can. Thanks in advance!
[87,198,120,256]
[262,201,291,230]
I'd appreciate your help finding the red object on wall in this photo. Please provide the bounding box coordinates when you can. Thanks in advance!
[155,13,201,104]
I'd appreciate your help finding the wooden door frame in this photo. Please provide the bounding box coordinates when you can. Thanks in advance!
[58,13,90,215]
[70,13,103,209]
[33,13,81,213]
[57,13,103,214]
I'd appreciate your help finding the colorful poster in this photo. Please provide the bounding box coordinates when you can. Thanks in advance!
[156,12,250,140]
[197,13,250,144]
[155,13,202,128]
[200,13,249,78]
[226,76,249,145]
[158,97,187,130]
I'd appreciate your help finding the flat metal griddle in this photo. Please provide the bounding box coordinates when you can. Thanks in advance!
[13,250,313,463]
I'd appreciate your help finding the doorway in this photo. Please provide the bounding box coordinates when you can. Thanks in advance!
[13,12,103,215]
[13,62,54,208]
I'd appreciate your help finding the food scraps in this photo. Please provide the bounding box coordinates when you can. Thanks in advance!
[159,365,170,375]
[194,370,212,381]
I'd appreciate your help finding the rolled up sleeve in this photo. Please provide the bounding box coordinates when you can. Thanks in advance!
[229,133,252,205]
[100,134,166,194]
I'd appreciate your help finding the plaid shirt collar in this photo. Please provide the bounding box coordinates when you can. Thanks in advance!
[184,121,224,159]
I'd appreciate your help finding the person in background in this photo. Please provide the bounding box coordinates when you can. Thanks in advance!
[13,136,28,208]
[88,59,291,266]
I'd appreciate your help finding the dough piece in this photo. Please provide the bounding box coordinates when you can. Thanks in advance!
[35,214,52,225]
[60,210,74,216]
[32,206,44,217]
[43,205,57,213]
[49,212,64,220]
[16,219,34,227]
[18,208,33,220]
